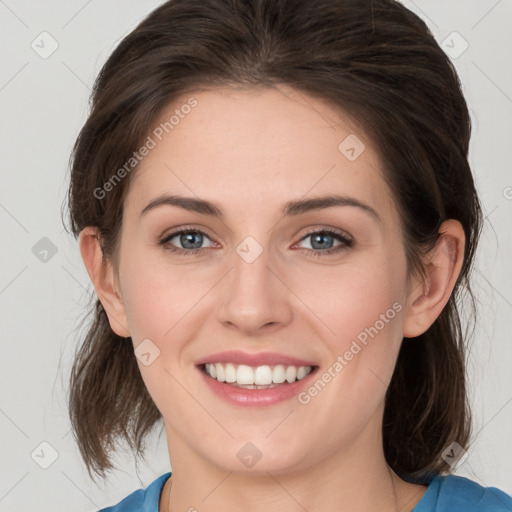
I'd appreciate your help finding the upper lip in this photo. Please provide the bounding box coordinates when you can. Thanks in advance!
[195,350,317,367]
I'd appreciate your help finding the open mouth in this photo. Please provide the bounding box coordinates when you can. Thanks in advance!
[200,362,318,389]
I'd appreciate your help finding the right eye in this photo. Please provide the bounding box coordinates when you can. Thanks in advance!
[160,228,215,255]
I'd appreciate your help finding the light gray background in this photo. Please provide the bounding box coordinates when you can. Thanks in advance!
[0,1,511,510]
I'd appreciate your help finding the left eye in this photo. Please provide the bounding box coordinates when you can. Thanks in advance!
[297,231,346,250]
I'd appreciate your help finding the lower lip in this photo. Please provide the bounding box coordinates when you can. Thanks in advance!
[197,366,318,407]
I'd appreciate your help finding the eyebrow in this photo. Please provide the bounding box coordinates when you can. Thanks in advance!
[139,193,382,222]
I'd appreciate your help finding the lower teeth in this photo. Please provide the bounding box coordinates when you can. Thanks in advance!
[226,382,288,389]
[204,370,293,388]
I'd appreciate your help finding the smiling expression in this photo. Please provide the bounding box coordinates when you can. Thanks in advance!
[108,84,418,473]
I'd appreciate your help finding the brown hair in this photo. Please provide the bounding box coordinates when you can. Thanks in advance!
[64,0,483,482]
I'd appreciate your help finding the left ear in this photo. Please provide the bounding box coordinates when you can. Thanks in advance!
[403,219,466,338]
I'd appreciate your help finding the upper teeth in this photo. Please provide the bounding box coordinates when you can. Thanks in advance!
[204,363,312,386]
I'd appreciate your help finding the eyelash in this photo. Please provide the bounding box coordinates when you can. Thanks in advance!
[300,229,354,257]
[159,226,354,257]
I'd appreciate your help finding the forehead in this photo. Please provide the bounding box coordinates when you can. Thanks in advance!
[125,85,396,223]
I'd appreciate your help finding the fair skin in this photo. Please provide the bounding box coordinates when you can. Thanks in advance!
[80,85,465,512]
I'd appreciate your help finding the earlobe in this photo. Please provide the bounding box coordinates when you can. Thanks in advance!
[78,226,131,338]
[402,219,465,338]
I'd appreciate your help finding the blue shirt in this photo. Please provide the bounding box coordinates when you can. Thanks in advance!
[98,471,512,511]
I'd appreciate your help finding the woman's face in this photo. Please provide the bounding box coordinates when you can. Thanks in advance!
[113,85,418,474]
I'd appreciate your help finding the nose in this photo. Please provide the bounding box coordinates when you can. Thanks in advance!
[217,244,293,335]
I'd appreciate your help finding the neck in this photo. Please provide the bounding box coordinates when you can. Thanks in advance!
[161,421,427,512]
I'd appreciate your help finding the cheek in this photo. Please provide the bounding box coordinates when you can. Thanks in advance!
[292,252,406,344]
[121,273,178,340]
[291,248,408,402]
[287,264,407,444]
[119,244,213,340]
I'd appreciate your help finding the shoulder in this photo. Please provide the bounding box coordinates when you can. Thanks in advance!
[415,474,512,512]
[98,472,172,512]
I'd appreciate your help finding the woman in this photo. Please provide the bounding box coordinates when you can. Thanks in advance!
[66,0,512,510]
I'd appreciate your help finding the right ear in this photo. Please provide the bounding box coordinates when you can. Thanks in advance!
[78,226,131,338]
